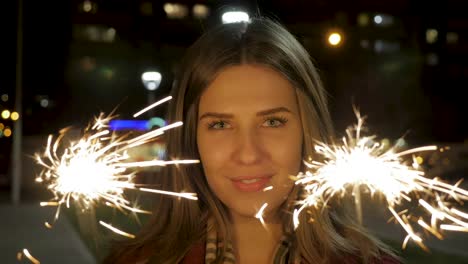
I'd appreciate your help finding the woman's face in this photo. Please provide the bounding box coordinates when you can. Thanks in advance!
[197,64,303,219]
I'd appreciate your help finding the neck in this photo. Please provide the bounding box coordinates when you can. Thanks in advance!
[230,211,283,263]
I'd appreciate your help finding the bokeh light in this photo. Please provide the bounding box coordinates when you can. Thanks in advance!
[193,4,210,19]
[4,128,12,137]
[11,112,19,121]
[222,11,250,24]
[1,110,11,119]
[327,32,342,46]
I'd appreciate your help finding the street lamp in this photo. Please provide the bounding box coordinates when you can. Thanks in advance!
[221,10,250,24]
[141,71,162,117]
[141,71,162,91]
[327,32,342,46]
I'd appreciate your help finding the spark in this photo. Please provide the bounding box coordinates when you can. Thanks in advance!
[139,188,198,200]
[18,249,40,264]
[34,99,199,236]
[255,203,268,225]
[133,96,172,118]
[99,221,136,239]
[293,110,468,249]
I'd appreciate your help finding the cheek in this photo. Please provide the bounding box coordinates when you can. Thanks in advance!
[197,131,232,174]
[265,130,303,174]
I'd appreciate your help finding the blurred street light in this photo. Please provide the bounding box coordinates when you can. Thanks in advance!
[327,32,342,46]
[193,4,210,19]
[222,11,249,24]
[373,14,394,26]
[426,29,438,44]
[11,112,19,121]
[164,3,188,19]
[142,71,162,91]
[374,15,383,24]
[81,0,97,13]
[141,71,162,117]
[4,128,12,137]
[1,110,11,119]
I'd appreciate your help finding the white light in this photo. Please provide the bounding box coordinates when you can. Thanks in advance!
[1,94,7,102]
[40,99,49,108]
[222,11,250,24]
[374,15,383,24]
[142,71,162,91]
[328,32,342,46]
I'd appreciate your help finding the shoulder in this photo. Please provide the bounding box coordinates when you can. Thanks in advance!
[180,241,205,264]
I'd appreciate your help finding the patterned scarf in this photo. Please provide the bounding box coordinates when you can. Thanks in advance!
[204,217,300,264]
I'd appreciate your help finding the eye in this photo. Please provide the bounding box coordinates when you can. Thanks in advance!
[208,120,231,130]
[262,116,288,127]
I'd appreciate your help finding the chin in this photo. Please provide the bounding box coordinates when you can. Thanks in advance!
[227,199,280,219]
[229,206,260,218]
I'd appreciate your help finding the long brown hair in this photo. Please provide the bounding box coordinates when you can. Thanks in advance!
[104,17,396,264]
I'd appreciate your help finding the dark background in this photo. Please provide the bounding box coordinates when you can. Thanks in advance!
[1,0,468,183]
[1,2,468,263]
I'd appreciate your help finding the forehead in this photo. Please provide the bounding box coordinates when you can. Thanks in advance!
[199,64,298,112]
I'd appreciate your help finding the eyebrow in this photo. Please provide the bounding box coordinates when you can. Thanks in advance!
[199,107,292,120]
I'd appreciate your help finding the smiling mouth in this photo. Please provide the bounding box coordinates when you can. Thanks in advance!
[231,176,272,192]
[239,178,262,184]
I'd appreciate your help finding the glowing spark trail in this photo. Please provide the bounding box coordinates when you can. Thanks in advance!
[133,96,172,118]
[18,249,40,264]
[35,99,199,237]
[255,203,268,225]
[99,221,136,239]
[293,111,468,249]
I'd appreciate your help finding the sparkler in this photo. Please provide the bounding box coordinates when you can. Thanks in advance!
[293,110,468,250]
[34,96,199,237]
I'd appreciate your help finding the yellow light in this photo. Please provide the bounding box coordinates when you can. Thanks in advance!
[426,29,438,44]
[4,128,12,137]
[193,4,209,19]
[328,32,342,46]
[1,110,10,119]
[0,123,4,130]
[11,112,19,121]
[416,156,424,165]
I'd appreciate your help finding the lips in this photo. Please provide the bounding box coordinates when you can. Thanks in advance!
[231,175,272,192]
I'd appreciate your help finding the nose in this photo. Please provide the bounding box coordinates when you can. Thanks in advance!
[232,129,264,165]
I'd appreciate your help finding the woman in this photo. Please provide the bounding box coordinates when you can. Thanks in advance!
[104,17,400,264]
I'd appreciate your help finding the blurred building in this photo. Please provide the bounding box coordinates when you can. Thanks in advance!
[62,0,468,143]
[2,0,468,187]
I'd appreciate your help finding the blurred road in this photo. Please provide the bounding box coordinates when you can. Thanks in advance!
[0,203,97,264]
